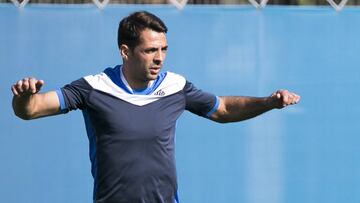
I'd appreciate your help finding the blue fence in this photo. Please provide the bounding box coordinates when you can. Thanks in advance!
[1,4,360,203]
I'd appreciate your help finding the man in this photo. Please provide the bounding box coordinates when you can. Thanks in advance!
[11,11,300,203]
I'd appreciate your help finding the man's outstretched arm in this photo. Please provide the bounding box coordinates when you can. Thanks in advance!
[11,77,61,120]
[210,90,300,123]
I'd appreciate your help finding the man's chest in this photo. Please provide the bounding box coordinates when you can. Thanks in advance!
[85,90,185,140]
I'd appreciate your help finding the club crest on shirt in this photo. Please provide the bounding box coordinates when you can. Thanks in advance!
[154,89,165,96]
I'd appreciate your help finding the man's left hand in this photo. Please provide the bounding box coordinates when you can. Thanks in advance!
[270,90,301,109]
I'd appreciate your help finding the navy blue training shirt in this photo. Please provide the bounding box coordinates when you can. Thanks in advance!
[56,65,219,203]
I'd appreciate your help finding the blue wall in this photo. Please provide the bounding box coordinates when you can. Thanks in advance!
[1,4,360,203]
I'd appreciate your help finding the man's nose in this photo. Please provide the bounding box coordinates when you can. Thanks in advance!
[154,50,164,65]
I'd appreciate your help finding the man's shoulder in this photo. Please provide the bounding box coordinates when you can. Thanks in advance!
[80,65,119,85]
[161,70,189,88]
[164,71,186,83]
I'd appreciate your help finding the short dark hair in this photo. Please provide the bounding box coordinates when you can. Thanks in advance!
[118,11,168,50]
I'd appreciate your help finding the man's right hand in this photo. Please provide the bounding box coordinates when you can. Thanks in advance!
[11,77,44,97]
[11,77,61,120]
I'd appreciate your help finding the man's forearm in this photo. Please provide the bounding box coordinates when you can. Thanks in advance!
[215,96,274,123]
[210,90,300,123]
[12,91,62,120]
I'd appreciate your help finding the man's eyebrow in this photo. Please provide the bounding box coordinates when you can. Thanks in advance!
[144,46,168,52]
[144,47,158,52]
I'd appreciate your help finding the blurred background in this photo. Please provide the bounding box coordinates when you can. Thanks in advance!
[1,0,360,6]
[1,2,360,203]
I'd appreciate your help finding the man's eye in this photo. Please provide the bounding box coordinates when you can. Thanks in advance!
[145,49,157,53]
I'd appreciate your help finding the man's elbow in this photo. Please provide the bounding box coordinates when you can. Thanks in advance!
[14,110,35,120]
[209,98,232,123]
[12,103,37,120]
[210,110,249,123]
[214,118,230,124]
[209,111,232,124]
[12,97,37,120]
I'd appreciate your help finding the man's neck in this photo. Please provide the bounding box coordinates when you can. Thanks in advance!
[121,65,152,90]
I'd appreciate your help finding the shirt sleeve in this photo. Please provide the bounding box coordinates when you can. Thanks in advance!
[55,78,92,113]
[184,81,219,118]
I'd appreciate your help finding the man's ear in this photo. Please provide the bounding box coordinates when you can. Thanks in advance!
[120,44,130,60]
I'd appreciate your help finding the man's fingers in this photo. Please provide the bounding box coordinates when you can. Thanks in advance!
[36,80,44,88]
[15,79,24,93]
[29,78,43,93]
[289,93,300,104]
[21,78,30,92]
[282,94,290,106]
[28,78,36,93]
[272,90,300,108]
[11,85,19,96]
[290,94,298,104]
[283,92,300,105]
[35,80,44,93]
[12,77,44,96]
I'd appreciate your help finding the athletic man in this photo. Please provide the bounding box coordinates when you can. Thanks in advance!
[11,11,300,203]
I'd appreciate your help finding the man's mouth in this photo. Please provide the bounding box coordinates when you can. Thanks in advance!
[150,67,161,74]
